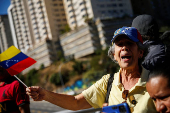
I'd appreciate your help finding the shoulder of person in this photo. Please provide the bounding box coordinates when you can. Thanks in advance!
[102,73,116,81]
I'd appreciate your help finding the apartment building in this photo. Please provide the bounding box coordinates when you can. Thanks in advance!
[0,15,13,53]
[8,0,67,71]
[131,0,170,25]
[63,0,133,30]
[60,21,100,59]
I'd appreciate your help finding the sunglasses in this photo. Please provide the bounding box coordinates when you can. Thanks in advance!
[122,90,129,101]
[122,90,137,105]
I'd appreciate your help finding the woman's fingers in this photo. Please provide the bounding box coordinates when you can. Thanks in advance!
[102,103,108,108]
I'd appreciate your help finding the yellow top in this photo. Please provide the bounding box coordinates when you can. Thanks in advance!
[82,68,157,113]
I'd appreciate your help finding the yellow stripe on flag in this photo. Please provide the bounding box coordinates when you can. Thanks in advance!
[0,46,21,62]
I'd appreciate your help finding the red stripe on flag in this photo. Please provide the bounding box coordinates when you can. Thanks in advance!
[6,57,36,76]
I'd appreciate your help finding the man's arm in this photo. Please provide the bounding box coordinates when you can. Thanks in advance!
[26,86,92,110]
[19,103,30,113]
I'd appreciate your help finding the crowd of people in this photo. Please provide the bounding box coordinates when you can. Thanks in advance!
[1,14,170,113]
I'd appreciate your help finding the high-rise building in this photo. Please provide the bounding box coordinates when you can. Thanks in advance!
[131,0,170,25]
[0,15,13,53]
[63,0,133,30]
[8,0,68,71]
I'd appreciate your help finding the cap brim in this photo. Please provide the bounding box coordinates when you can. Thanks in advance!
[112,34,138,44]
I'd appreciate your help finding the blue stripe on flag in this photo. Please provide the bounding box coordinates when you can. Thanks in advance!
[0,52,28,69]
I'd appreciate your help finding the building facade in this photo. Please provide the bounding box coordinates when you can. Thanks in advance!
[60,21,100,59]
[63,0,133,30]
[0,15,13,53]
[131,0,170,25]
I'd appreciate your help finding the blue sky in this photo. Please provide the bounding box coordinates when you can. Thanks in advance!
[0,0,10,15]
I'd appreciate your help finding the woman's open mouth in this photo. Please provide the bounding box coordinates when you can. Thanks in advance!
[121,56,131,61]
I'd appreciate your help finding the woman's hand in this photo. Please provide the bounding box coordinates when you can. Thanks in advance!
[26,86,45,101]
[102,103,108,108]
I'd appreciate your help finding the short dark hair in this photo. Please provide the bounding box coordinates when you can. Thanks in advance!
[148,65,170,88]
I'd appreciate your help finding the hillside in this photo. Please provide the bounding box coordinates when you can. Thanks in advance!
[33,61,84,92]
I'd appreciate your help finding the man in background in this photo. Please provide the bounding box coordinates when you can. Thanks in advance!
[0,66,30,113]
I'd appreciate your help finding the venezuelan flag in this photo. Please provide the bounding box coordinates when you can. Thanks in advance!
[0,46,36,76]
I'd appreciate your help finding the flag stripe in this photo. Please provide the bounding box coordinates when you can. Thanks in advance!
[0,46,21,62]
[0,52,29,69]
[6,57,36,76]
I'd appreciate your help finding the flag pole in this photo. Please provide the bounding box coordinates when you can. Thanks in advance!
[14,75,28,88]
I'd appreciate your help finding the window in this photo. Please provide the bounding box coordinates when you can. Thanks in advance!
[35,32,39,35]
[42,27,47,29]
[31,12,36,15]
[69,10,73,13]
[81,8,86,12]
[34,27,38,30]
[56,19,61,21]
[119,3,123,7]
[101,11,105,14]
[68,4,72,7]
[42,21,46,24]
[29,3,33,6]
[30,8,34,11]
[40,16,45,19]
[36,37,40,39]
[99,4,105,7]
[82,14,88,18]
[32,17,36,20]
[33,22,38,25]
[80,1,85,5]
[38,6,43,9]
[39,11,43,14]
[37,1,42,4]
[107,4,117,7]
[71,21,76,24]
[70,15,74,18]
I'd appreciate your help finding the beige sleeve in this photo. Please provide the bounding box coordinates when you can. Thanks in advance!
[82,74,110,108]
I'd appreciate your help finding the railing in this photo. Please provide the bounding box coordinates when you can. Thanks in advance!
[56,108,102,113]
[68,108,102,113]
